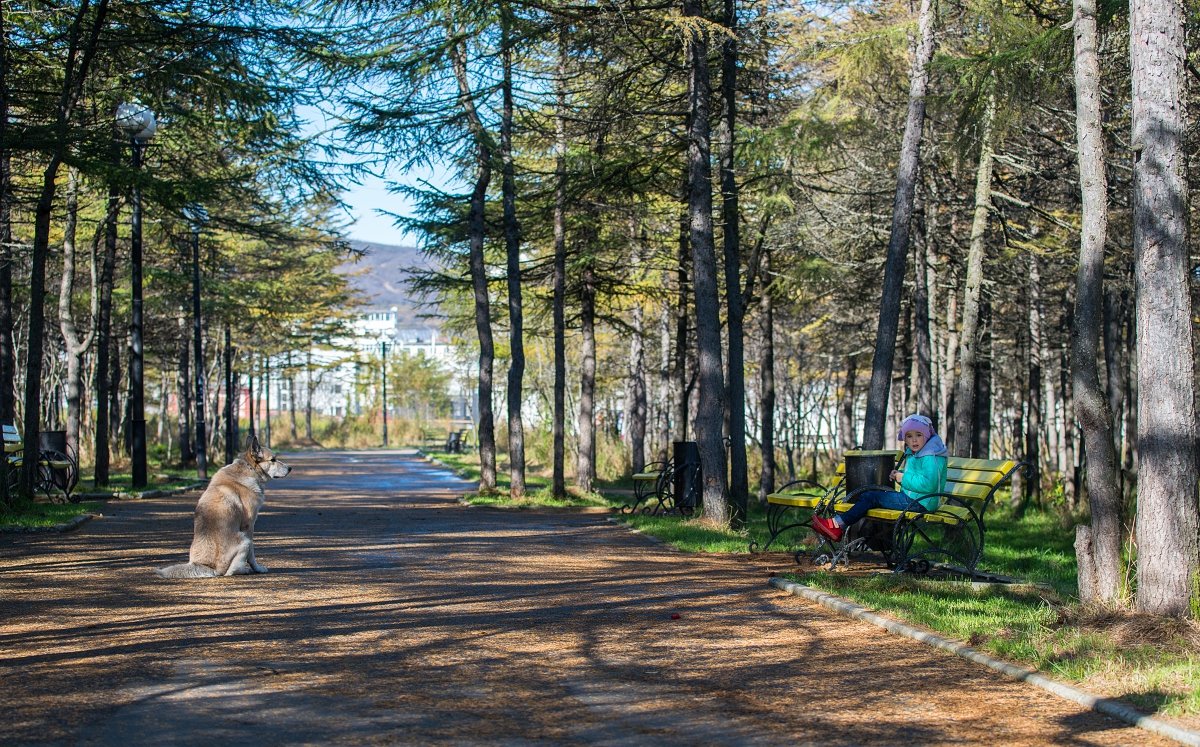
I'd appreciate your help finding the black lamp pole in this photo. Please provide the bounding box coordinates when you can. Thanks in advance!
[129,137,147,488]
[116,103,155,489]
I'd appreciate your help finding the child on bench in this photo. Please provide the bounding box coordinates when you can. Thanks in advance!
[811,413,948,543]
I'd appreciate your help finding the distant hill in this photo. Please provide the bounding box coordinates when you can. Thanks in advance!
[341,240,444,326]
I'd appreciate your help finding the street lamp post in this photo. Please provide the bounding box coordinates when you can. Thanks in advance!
[115,103,157,489]
[183,203,209,480]
[380,340,388,447]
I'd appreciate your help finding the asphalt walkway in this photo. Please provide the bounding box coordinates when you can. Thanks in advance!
[0,450,1166,745]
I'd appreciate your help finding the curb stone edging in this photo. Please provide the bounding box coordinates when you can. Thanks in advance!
[770,576,1200,747]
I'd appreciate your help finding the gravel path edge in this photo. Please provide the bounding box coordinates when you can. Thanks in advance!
[770,576,1200,747]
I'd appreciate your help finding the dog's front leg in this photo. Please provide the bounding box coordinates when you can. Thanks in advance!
[222,535,255,576]
[246,536,269,573]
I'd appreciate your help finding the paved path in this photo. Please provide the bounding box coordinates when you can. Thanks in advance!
[0,450,1166,746]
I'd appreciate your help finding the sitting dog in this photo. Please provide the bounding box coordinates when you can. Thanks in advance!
[156,437,291,578]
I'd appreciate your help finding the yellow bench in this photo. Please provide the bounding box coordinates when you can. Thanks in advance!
[3,424,80,503]
[752,450,1023,575]
[621,460,673,515]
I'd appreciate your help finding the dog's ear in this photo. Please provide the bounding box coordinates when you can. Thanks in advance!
[246,434,263,461]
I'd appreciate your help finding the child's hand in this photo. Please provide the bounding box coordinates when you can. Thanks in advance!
[890,469,902,482]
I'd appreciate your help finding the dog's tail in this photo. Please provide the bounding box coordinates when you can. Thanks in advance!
[155,562,218,579]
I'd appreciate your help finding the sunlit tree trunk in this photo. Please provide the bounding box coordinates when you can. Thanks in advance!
[758,251,776,503]
[58,168,97,460]
[1130,0,1198,616]
[1070,0,1124,604]
[684,0,728,524]
[551,28,568,499]
[861,0,937,448]
[450,35,497,492]
[952,87,996,456]
[500,4,525,497]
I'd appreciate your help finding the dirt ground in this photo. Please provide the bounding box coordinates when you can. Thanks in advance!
[0,450,1176,745]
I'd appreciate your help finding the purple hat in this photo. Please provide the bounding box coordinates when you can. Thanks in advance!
[898,413,935,440]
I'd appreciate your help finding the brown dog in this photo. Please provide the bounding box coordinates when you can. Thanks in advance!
[156,437,291,578]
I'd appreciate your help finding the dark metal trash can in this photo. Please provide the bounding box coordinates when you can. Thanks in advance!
[844,450,896,492]
[38,430,70,490]
[672,440,701,509]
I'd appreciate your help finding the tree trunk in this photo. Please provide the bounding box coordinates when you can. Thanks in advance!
[21,158,64,495]
[1071,0,1124,605]
[628,302,647,474]
[952,87,996,457]
[21,0,111,493]
[93,175,119,486]
[304,349,314,443]
[674,192,689,443]
[839,355,857,451]
[287,351,298,441]
[758,251,776,503]
[719,0,747,528]
[176,318,193,464]
[1102,286,1126,491]
[551,28,568,499]
[940,285,959,434]
[0,0,13,425]
[971,301,992,458]
[500,4,525,498]
[1130,0,1198,616]
[1025,254,1043,509]
[911,224,933,418]
[861,0,937,448]
[450,36,497,492]
[657,301,671,461]
[58,167,97,460]
[577,263,597,492]
[684,0,728,525]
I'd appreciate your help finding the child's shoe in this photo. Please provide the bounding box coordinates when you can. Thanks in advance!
[811,515,844,542]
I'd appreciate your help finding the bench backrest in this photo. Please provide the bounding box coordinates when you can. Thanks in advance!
[3,423,20,453]
[834,451,1019,506]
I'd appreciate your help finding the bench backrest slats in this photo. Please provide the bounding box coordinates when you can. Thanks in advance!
[819,452,1013,504]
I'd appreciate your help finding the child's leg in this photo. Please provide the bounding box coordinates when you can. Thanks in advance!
[835,489,904,527]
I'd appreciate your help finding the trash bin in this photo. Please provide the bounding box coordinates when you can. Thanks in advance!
[38,430,70,491]
[672,440,701,510]
[844,450,898,552]
[844,450,896,492]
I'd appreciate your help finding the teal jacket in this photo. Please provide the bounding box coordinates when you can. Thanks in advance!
[900,447,948,510]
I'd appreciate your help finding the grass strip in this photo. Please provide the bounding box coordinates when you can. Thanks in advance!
[0,500,103,528]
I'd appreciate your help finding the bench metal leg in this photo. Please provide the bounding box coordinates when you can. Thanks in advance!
[890,508,985,576]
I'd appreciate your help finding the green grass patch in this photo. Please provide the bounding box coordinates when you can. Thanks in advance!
[611,498,781,553]
[0,499,103,528]
[78,465,202,495]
